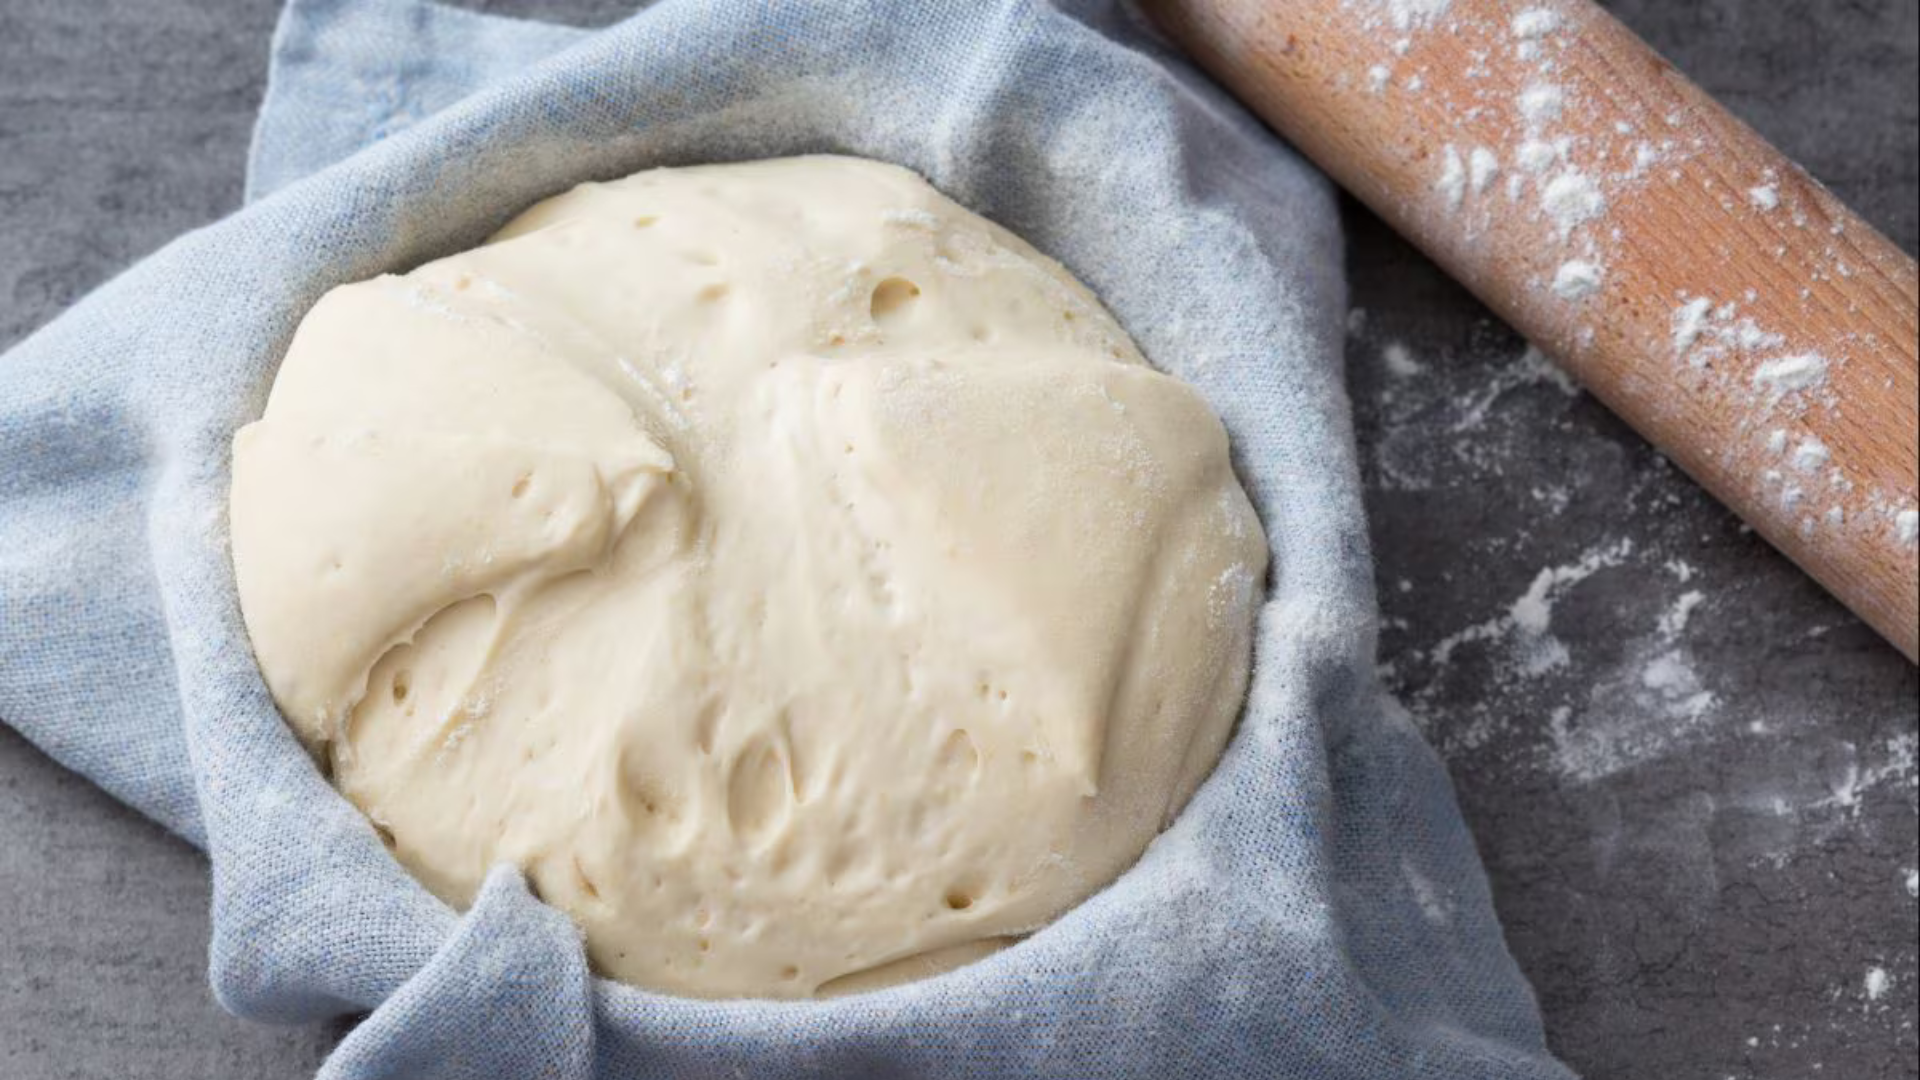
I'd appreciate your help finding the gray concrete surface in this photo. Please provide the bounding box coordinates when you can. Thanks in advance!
[1,1,1915,1077]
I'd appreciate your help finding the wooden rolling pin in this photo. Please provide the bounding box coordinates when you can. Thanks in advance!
[1143,0,1920,660]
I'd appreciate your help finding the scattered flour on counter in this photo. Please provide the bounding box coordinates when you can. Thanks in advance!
[1553,659,1721,783]
[1552,260,1603,301]
[1865,967,1892,1002]
[1815,733,1919,814]
[1552,646,1719,783]
[1529,536,1730,785]
[1905,868,1919,899]
[1897,509,1919,548]
[1382,342,1426,377]
[1749,184,1780,211]
[1446,343,1579,430]
[1362,332,1585,493]
[1369,64,1392,93]
[1767,428,1789,454]
[1428,538,1633,677]
[1358,324,1880,810]
[1510,539,1634,635]
[1657,590,1705,636]
[1639,650,1717,718]
[1354,322,1817,793]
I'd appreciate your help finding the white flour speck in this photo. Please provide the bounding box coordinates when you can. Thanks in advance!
[1369,65,1392,93]
[1767,429,1789,454]
[1469,147,1501,194]
[1752,354,1831,400]
[1541,172,1606,235]
[1552,260,1604,301]
[1640,650,1717,719]
[1383,342,1426,377]
[1896,509,1919,547]
[1748,184,1780,211]
[1436,145,1468,210]
[1518,83,1566,124]
[1657,590,1705,637]
[1905,868,1919,899]
[1865,967,1892,1002]
[1381,0,1453,31]
[1791,439,1830,473]
[1516,140,1559,173]
[1734,319,1785,351]
[1512,8,1561,37]
[1672,297,1714,357]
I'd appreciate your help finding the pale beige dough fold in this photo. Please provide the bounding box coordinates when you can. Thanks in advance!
[231,155,1268,999]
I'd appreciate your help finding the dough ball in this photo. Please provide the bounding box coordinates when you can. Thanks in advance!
[230,156,1267,999]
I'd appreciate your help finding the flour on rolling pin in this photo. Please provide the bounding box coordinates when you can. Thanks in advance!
[1344,0,1920,560]
[1149,0,1917,653]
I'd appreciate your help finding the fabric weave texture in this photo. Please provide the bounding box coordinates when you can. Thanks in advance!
[0,1,1575,1076]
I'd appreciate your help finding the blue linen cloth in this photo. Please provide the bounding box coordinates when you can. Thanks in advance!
[0,1,1577,1076]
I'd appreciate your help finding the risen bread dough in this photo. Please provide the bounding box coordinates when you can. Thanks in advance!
[231,156,1267,999]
